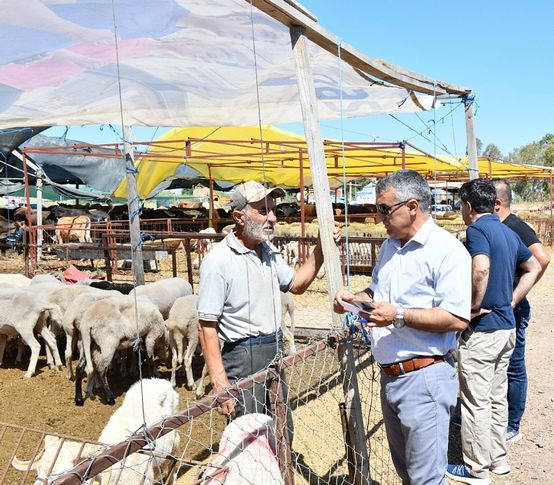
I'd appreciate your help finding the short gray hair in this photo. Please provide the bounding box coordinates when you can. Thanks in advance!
[375,170,432,212]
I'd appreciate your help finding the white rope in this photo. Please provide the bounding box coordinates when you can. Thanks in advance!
[109,0,152,456]
[337,40,352,288]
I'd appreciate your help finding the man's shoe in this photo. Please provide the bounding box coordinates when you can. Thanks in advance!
[451,414,462,428]
[490,463,511,475]
[446,464,491,485]
[506,427,523,444]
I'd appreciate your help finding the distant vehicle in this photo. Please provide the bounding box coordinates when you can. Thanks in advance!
[431,204,453,213]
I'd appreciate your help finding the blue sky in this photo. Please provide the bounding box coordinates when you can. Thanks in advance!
[46,0,553,161]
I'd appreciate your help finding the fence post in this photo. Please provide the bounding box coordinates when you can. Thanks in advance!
[268,367,294,485]
[184,238,194,290]
[290,25,371,485]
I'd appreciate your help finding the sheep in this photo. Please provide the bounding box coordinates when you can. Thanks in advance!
[61,289,122,380]
[11,380,179,485]
[30,273,63,285]
[201,413,283,484]
[280,292,296,354]
[95,378,180,485]
[192,227,218,269]
[30,283,108,370]
[0,273,31,287]
[165,294,200,390]
[11,435,99,485]
[75,296,167,405]
[0,288,63,378]
[88,280,135,294]
[129,277,193,319]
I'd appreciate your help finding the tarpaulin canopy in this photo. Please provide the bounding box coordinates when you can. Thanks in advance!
[114,125,467,198]
[0,0,441,129]
[434,157,554,182]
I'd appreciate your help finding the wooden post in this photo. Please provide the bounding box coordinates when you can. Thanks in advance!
[464,94,479,180]
[268,368,294,485]
[184,238,194,291]
[123,126,145,286]
[401,141,406,169]
[208,165,216,230]
[299,150,306,262]
[548,171,554,219]
[290,26,371,485]
[171,248,177,278]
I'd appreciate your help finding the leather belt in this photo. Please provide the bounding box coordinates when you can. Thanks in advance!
[380,355,446,377]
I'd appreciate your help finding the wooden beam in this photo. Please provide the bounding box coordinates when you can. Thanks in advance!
[290,26,371,485]
[123,126,145,286]
[252,0,470,96]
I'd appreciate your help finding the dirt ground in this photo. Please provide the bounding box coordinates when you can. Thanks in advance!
[0,247,552,483]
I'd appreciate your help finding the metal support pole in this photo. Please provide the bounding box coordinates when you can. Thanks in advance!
[36,168,43,261]
[22,152,36,273]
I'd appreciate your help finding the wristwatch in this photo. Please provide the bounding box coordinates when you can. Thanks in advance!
[393,306,405,328]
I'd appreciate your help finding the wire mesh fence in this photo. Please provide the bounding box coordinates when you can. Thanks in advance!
[1,334,399,485]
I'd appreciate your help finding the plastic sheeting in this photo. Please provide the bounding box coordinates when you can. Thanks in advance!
[0,0,436,129]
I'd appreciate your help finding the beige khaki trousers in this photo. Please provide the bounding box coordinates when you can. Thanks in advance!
[458,328,516,479]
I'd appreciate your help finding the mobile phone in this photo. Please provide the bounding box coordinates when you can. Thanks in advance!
[341,299,374,314]
[352,299,375,312]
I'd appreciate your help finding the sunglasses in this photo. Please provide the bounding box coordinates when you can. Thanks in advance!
[376,199,417,216]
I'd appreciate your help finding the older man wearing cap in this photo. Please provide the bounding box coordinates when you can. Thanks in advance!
[198,180,338,425]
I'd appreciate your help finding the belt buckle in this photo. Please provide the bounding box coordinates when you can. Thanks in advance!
[398,361,406,375]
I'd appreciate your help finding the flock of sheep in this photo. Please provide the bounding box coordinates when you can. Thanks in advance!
[0,273,295,483]
[0,275,202,404]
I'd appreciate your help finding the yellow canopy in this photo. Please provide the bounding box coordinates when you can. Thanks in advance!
[114,126,467,198]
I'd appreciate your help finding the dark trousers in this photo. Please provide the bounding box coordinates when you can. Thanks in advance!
[222,337,294,441]
[507,299,531,432]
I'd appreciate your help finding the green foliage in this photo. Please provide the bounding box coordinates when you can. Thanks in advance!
[507,134,554,202]
[482,143,503,160]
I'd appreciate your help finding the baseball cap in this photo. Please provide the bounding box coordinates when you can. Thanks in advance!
[230,181,286,210]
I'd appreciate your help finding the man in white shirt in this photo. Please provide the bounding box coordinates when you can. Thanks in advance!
[334,170,471,484]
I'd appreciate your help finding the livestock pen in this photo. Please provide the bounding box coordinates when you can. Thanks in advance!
[0,331,399,485]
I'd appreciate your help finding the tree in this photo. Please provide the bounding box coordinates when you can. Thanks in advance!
[482,143,503,161]
[507,134,554,202]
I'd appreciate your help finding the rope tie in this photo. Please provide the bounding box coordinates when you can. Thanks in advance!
[343,312,371,346]
[131,338,143,352]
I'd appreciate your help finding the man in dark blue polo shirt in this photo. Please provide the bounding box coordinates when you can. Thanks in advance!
[447,178,541,485]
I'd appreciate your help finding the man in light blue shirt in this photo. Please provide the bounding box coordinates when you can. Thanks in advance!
[335,170,471,484]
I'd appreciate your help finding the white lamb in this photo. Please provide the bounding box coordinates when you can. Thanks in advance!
[75,296,167,405]
[61,289,121,380]
[11,379,179,485]
[97,378,180,485]
[11,435,99,485]
[130,277,193,318]
[201,413,283,484]
[0,273,31,287]
[0,288,63,378]
[165,294,200,390]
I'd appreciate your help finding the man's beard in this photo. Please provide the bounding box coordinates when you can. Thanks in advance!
[243,217,274,242]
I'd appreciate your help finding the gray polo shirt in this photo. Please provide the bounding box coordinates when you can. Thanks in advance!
[197,232,295,343]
